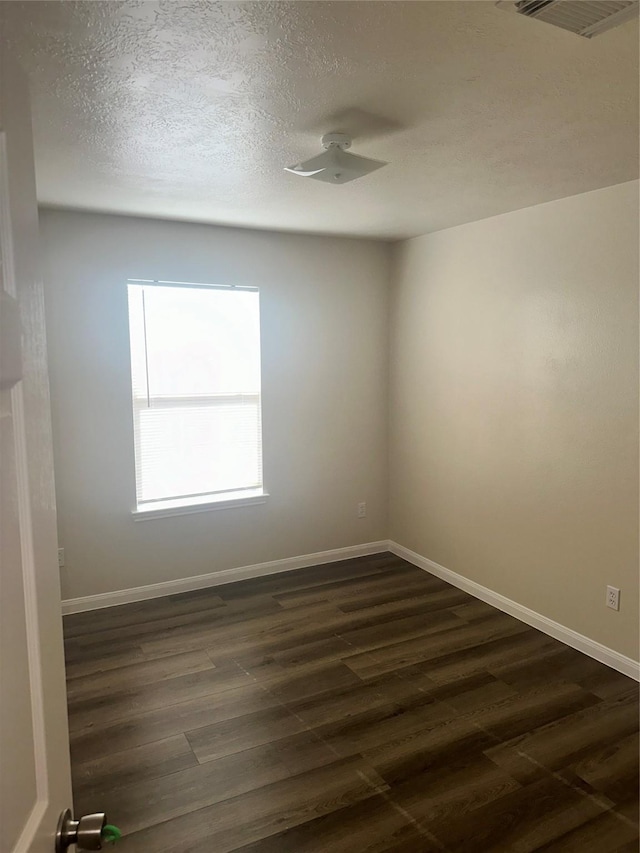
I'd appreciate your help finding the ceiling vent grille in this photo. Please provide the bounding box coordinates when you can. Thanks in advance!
[497,0,639,36]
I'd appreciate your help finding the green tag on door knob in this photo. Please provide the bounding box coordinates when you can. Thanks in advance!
[101,825,122,844]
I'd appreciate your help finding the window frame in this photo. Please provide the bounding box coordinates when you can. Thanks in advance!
[126,278,268,520]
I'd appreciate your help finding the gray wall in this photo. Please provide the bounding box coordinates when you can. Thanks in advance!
[41,210,391,599]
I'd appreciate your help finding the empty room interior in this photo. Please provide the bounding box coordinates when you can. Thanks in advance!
[1,1,639,852]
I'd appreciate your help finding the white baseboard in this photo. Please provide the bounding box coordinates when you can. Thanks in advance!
[388,541,640,682]
[61,541,389,615]
[62,537,640,682]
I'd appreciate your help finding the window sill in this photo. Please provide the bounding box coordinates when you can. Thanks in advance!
[131,491,269,521]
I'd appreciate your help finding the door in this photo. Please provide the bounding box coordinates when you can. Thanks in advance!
[0,41,74,853]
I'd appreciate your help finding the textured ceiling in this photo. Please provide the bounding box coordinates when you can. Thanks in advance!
[4,1,639,239]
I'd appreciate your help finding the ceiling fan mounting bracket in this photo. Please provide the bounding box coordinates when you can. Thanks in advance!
[321,133,352,150]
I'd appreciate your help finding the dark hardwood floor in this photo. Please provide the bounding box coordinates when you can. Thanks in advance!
[63,553,640,852]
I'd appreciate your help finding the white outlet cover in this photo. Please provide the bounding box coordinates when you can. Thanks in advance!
[606,585,620,611]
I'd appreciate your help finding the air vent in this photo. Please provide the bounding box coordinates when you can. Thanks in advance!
[496,0,639,37]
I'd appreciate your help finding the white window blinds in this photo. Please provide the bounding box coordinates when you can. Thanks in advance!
[127,281,263,512]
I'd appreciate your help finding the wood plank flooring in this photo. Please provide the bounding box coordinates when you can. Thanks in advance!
[63,553,640,852]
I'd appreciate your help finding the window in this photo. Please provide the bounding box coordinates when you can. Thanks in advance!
[127,280,265,518]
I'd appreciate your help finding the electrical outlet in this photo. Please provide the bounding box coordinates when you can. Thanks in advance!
[58,548,65,568]
[357,501,367,519]
[606,585,620,611]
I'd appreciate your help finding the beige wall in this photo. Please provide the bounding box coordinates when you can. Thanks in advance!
[40,210,390,599]
[41,183,639,662]
[389,181,639,660]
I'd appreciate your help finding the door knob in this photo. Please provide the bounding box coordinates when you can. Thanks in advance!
[55,809,120,851]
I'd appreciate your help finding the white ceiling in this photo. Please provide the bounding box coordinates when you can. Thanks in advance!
[5,1,639,239]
